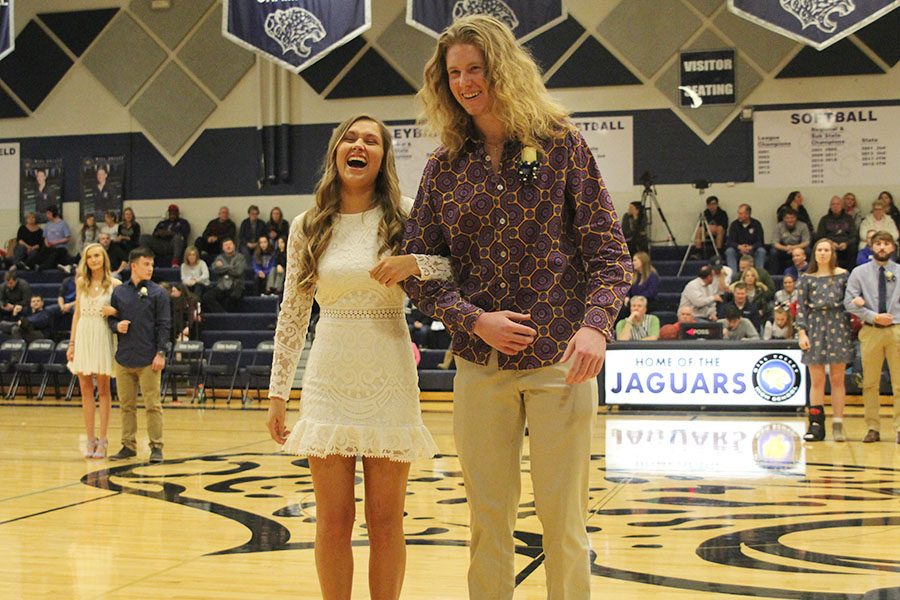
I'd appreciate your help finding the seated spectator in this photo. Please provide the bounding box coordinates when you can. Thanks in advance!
[115,207,141,254]
[777,191,813,230]
[708,257,733,296]
[405,298,432,348]
[720,282,763,332]
[856,229,876,265]
[877,190,900,230]
[267,206,290,242]
[730,253,776,296]
[180,245,210,297]
[783,247,809,280]
[734,267,773,306]
[770,207,810,274]
[693,195,728,256]
[857,200,899,249]
[3,295,54,342]
[11,212,43,269]
[843,192,864,232]
[196,206,236,262]
[0,269,32,320]
[725,203,766,274]
[25,206,71,272]
[141,204,190,267]
[774,274,798,309]
[615,295,659,341]
[100,210,119,240]
[816,195,857,270]
[98,232,127,275]
[659,305,695,340]
[161,282,199,343]
[251,236,280,296]
[273,237,287,295]
[763,304,795,340]
[621,201,648,254]
[627,251,659,304]
[54,274,76,320]
[69,213,100,271]
[679,265,721,320]
[202,238,247,313]
[239,205,267,264]
[719,305,760,341]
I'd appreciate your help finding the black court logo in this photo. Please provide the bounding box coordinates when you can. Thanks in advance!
[751,353,802,403]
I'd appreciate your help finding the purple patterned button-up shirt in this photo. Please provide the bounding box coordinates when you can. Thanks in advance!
[402,129,633,370]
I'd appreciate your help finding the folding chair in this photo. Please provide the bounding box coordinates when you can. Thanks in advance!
[198,340,242,405]
[38,339,77,400]
[10,339,55,399]
[0,339,26,398]
[161,340,204,402]
[242,340,275,405]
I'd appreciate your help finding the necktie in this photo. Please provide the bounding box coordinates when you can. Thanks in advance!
[878,267,887,314]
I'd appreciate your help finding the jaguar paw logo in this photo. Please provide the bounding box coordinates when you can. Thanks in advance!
[265,7,326,59]
[452,0,519,31]
[779,0,856,33]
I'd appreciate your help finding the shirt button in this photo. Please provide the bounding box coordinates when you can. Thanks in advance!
[497,184,504,191]
[500,282,507,288]
[500,251,507,257]
[499,218,506,225]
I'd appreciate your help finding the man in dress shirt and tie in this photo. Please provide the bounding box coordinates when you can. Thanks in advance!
[403,16,632,599]
[844,231,900,444]
[108,247,171,462]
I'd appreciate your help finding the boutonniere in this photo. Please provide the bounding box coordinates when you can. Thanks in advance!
[139,287,148,298]
[517,145,539,185]
[886,271,895,282]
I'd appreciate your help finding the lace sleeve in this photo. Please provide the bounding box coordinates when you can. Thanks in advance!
[412,254,454,281]
[269,215,314,400]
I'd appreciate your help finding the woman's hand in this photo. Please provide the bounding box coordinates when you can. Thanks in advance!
[798,331,810,351]
[369,255,419,287]
[258,271,266,279]
[266,397,290,444]
[66,345,74,362]
[101,305,118,318]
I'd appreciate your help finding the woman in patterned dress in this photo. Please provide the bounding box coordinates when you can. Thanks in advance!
[67,243,120,458]
[265,115,448,600]
[796,238,853,441]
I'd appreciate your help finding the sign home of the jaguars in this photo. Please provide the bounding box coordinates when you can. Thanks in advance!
[222,0,371,72]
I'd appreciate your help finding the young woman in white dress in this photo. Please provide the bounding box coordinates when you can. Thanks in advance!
[266,114,449,600]
[67,243,120,458]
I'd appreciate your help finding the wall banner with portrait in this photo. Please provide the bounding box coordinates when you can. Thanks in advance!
[0,0,13,62]
[80,155,124,221]
[21,158,64,224]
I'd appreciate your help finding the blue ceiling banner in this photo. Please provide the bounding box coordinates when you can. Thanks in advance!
[406,0,566,42]
[728,0,900,50]
[0,0,13,62]
[222,0,370,73]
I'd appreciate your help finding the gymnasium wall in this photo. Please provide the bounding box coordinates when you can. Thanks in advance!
[1,0,898,251]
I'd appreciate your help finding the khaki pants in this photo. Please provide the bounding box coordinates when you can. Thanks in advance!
[115,362,164,450]
[454,352,596,600]
[858,324,900,433]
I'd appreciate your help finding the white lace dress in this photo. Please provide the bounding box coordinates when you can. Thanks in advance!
[68,286,117,376]
[269,199,450,462]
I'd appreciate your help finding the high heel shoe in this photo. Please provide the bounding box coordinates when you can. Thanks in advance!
[84,437,97,458]
[92,438,108,459]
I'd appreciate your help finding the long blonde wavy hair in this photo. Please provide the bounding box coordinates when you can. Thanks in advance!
[419,14,572,158]
[75,242,114,293]
[295,114,405,292]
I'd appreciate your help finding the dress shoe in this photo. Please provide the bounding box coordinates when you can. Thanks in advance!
[149,447,164,463]
[862,430,880,443]
[109,445,137,460]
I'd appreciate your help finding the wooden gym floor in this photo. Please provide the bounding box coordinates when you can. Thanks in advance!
[1,403,898,599]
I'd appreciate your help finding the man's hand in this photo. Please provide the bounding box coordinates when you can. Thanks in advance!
[12,305,22,317]
[561,327,607,385]
[874,313,894,327]
[117,320,131,334]
[266,397,290,444]
[473,311,536,355]
[370,255,419,287]
[151,353,165,372]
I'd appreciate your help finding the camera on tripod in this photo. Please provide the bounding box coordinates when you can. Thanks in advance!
[692,179,710,191]
[639,171,654,190]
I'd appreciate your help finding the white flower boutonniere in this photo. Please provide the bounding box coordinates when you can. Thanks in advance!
[886,270,895,282]
[139,287,148,298]
[517,145,539,185]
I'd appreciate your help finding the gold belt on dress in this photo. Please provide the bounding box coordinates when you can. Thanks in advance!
[319,307,404,320]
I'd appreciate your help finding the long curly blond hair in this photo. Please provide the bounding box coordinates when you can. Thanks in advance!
[419,14,572,158]
[75,242,114,293]
[295,114,405,292]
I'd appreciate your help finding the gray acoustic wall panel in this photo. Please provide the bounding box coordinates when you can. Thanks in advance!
[655,29,761,135]
[179,6,255,100]
[713,8,797,72]
[83,13,167,105]
[376,14,437,88]
[130,63,215,155]
[129,0,216,50]
[685,0,722,17]
[597,0,702,78]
